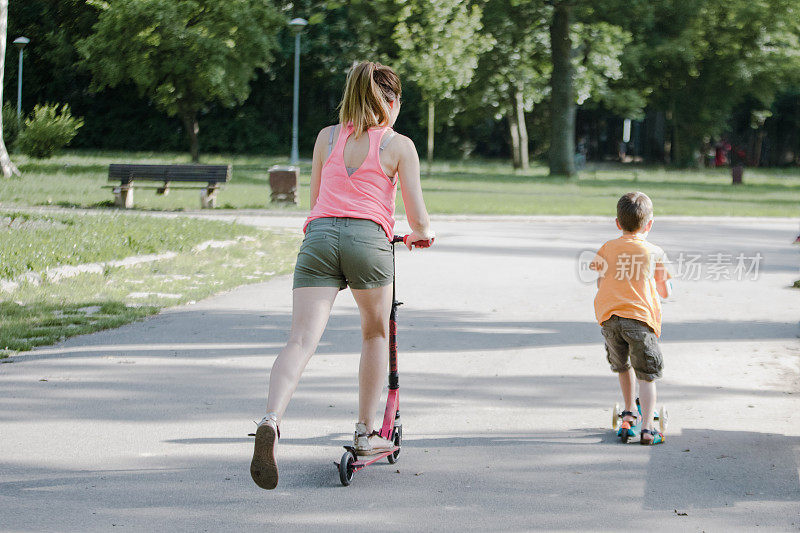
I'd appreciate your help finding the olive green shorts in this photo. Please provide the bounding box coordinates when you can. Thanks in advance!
[293,217,394,290]
[601,315,663,381]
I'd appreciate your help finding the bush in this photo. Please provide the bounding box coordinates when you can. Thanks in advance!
[17,104,84,159]
[2,102,20,148]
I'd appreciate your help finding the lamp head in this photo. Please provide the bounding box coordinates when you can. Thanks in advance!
[13,37,30,50]
[289,18,308,33]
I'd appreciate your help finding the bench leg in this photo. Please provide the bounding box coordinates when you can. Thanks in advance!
[201,187,218,209]
[113,186,134,209]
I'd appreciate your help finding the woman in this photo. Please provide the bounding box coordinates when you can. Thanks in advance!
[250,61,433,490]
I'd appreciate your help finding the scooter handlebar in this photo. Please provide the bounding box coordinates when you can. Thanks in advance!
[393,235,434,248]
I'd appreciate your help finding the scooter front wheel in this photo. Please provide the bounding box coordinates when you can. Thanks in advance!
[339,450,356,486]
[387,425,402,464]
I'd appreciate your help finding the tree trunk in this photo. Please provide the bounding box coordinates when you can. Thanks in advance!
[181,110,200,163]
[426,99,434,176]
[548,2,576,177]
[669,99,680,166]
[753,130,765,167]
[508,110,521,169]
[0,0,20,178]
[515,89,529,171]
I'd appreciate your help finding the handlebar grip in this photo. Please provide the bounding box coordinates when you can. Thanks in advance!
[403,235,434,248]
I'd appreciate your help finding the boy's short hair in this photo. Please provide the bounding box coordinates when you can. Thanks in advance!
[617,192,653,232]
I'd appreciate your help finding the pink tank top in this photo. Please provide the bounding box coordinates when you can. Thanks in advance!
[305,123,398,239]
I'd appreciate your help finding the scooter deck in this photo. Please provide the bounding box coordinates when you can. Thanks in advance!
[334,445,400,471]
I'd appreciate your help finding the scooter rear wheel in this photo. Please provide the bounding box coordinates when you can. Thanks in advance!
[387,425,402,464]
[339,450,355,486]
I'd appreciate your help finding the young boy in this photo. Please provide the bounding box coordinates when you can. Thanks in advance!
[591,192,672,445]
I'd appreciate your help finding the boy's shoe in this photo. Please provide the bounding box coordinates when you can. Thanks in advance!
[250,413,280,490]
[353,422,393,456]
[617,410,641,443]
[640,428,665,445]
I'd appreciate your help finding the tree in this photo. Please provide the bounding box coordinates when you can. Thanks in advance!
[0,0,20,177]
[78,0,282,162]
[548,1,575,176]
[624,0,800,166]
[476,0,550,170]
[394,0,493,173]
[548,1,641,176]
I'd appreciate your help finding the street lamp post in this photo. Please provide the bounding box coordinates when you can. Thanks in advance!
[289,18,307,166]
[13,37,30,127]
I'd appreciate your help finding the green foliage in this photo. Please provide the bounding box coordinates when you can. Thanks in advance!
[394,0,494,104]
[473,0,550,118]
[7,0,800,165]
[572,22,643,117]
[77,0,283,156]
[17,104,84,159]
[2,102,20,148]
[623,0,800,164]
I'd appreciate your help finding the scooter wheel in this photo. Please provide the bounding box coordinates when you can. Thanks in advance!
[659,405,669,433]
[612,403,620,430]
[339,450,355,486]
[621,428,629,444]
[387,425,402,464]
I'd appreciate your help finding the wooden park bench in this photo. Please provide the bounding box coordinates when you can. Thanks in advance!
[106,163,231,209]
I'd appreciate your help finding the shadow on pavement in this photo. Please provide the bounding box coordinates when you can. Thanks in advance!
[3,428,798,531]
[15,308,799,363]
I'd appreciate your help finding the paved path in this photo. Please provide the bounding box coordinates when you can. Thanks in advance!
[2,214,799,532]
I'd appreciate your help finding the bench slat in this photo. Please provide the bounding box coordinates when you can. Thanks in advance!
[108,164,231,183]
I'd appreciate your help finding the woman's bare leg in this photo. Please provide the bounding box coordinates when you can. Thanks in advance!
[265,286,339,422]
[351,284,393,431]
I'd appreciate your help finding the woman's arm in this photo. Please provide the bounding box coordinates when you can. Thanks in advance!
[309,126,333,210]
[395,136,432,247]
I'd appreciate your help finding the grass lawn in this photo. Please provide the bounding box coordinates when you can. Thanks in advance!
[0,210,259,279]
[1,150,799,217]
[0,210,299,355]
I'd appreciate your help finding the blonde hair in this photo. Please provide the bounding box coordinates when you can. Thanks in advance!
[339,61,401,138]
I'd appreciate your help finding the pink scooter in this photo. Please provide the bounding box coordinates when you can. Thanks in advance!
[336,234,433,486]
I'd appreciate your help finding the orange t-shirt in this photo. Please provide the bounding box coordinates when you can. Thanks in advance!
[590,235,671,337]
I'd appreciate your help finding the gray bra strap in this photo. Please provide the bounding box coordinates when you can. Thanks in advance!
[328,125,338,157]
[379,130,397,153]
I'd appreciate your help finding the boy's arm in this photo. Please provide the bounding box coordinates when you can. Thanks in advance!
[655,263,672,298]
[654,251,673,298]
[589,244,607,288]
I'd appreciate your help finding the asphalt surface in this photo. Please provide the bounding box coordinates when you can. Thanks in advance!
[2,214,799,532]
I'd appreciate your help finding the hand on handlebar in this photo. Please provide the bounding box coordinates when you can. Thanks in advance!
[401,230,435,250]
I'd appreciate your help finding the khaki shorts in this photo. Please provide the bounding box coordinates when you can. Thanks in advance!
[293,217,394,290]
[601,315,663,381]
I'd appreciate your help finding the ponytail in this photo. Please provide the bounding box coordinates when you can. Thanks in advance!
[339,61,402,138]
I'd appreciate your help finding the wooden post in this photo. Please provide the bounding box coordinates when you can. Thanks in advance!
[200,185,218,208]
[113,185,133,208]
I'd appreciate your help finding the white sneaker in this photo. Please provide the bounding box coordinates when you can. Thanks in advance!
[353,422,393,456]
[250,413,279,489]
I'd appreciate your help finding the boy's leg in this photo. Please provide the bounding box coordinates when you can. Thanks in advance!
[638,379,657,432]
[618,367,637,420]
[602,318,637,420]
[620,318,664,440]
